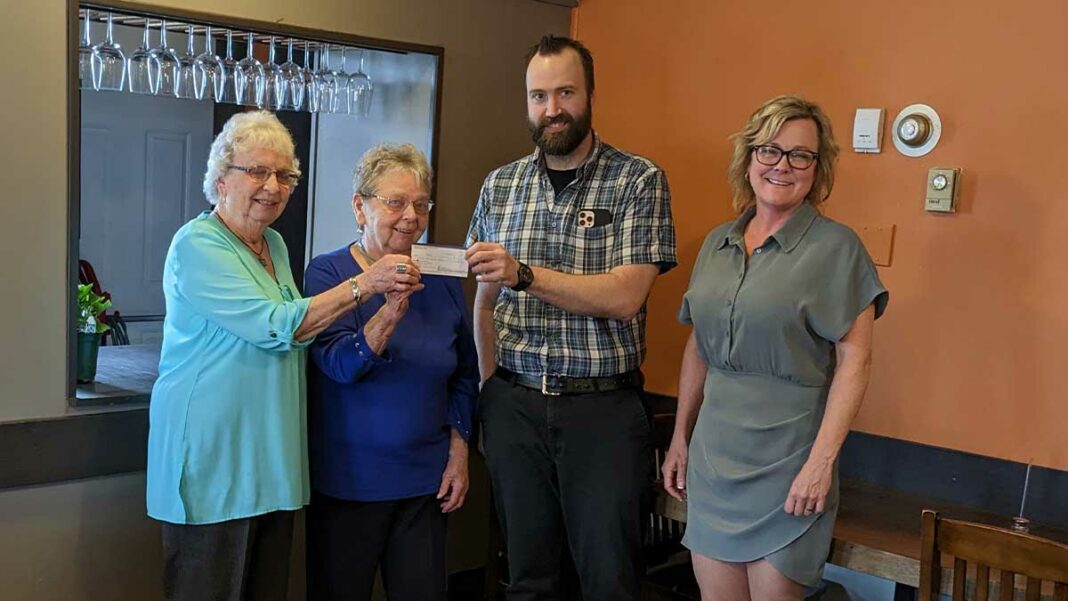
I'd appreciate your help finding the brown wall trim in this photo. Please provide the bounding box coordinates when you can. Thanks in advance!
[0,407,148,490]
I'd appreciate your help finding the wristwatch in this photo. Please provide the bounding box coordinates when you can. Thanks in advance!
[511,261,534,292]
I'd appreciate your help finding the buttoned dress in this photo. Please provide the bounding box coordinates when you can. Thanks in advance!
[679,202,889,585]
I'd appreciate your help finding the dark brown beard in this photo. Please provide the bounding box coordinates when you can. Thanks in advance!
[529,102,593,156]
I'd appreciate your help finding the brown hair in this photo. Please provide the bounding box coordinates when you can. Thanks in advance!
[726,95,839,214]
[524,35,595,94]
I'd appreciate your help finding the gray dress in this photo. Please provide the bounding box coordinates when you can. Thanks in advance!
[678,202,888,586]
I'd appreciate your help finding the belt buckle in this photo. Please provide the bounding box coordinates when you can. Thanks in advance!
[541,374,561,396]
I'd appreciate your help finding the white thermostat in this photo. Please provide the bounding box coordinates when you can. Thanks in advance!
[852,108,885,153]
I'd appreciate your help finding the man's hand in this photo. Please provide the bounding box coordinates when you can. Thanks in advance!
[465,242,519,288]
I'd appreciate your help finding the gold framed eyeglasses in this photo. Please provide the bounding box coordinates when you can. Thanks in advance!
[364,193,435,215]
[227,164,302,188]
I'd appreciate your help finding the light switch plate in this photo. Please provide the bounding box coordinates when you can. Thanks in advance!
[925,167,960,213]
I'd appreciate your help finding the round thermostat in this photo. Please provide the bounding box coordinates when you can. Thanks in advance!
[892,104,942,157]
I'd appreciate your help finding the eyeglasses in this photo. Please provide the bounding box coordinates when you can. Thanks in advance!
[228,164,301,188]
[364,193,435,215]
[752,145,819,170]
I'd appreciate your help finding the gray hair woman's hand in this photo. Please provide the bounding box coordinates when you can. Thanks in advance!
[383,290,412,321]
[363,254,423,295]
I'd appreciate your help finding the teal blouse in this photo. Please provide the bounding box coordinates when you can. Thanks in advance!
[147,211,313,525]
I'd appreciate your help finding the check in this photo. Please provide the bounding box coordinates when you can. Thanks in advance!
[411,244,469,278]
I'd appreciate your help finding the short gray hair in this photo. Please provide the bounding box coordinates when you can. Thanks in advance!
[202,111,301,205]
[353,143,433,197]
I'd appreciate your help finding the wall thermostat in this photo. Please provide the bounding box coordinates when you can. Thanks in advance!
[925,167,960,213]
[852,108,885,153]
[892,104,942,157]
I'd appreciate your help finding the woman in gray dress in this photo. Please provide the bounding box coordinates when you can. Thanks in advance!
[661,95,889,600]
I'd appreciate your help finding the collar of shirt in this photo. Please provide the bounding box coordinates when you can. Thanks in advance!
[532,130,604,181]
[718,201,819,253]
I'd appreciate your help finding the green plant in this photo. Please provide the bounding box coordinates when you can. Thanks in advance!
[77,284,112,334]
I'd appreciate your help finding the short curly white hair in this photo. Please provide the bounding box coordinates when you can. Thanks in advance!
[352,143,433,197]
[202,111,302,205]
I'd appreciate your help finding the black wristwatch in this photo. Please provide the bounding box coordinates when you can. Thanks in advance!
[511,261,534,292]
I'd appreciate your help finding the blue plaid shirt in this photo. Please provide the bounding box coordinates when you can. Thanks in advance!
[466,133,677,378]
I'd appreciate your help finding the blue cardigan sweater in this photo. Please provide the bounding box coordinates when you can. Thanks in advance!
[305,245,479,501]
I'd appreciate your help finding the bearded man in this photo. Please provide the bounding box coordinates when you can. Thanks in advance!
[465,35,677,601]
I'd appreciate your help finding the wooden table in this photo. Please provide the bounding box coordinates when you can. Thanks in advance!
[654,479,1068,597]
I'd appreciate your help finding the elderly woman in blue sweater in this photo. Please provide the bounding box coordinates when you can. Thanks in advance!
[304,143,479,601]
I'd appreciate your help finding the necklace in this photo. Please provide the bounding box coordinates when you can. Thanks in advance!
[214,212,269,266]
[352,240,376,266]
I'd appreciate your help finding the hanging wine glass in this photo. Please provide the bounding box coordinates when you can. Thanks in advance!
[193,26,225,101]
[151,20,181,97]
[316,44,342,114]
[128,20,161,95]
[349,49,374,118]
[279,38,304,111]
[262,36,287,111]
[217,29,239,104]
[79,9,98,90]
[301,42,321,114]
[175,24,199,99]
[235,32,265,107]
[338,47,353,114]
[92,12,126,92]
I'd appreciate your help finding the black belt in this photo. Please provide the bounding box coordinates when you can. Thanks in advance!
[494,367,643,396]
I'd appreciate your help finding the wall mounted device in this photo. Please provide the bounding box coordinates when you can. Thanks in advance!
[892,104,942,157]
[925,167,960,212]
[852,108,885,153]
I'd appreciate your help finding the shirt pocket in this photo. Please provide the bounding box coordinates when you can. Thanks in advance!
[573,223,616,274]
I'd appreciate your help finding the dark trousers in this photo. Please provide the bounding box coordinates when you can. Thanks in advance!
[481,374,653,601]
[161,510,295,601]
[306,491,447,601]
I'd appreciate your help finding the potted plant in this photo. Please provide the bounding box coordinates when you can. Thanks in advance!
[76,284,112,383]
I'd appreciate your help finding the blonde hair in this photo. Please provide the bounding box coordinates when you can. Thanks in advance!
[202,111,301,205]
[726,95,838,214]
[353,143,433,197]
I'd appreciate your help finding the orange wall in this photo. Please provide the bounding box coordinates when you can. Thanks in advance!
[573,0,1068,470]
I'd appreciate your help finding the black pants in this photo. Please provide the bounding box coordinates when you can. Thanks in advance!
[481,374,653,601]
[306,492,447,601]
[161,510,295,601]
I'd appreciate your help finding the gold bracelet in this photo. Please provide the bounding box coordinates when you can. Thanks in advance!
[348,276,362,303]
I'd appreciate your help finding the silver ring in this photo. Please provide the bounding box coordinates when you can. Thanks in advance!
[395,264,408,274]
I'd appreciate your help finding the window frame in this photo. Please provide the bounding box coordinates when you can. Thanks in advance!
[66,0,446,401]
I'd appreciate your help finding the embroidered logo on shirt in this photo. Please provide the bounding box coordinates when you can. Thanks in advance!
[577,209,614,229]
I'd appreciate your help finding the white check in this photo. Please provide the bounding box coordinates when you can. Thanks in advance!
[411,244,469,278]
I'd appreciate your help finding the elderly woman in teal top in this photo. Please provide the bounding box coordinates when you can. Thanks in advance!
[146,111,423,601]
[662,96,889,600]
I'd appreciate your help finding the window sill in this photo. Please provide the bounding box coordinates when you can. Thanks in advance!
[74,343,159,407]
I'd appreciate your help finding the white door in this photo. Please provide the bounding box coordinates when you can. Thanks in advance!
[80,91,214,344]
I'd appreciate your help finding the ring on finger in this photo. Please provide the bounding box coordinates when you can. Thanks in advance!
[395,263,408,274]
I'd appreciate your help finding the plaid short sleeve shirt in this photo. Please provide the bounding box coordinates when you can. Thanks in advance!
[465,133,677,378]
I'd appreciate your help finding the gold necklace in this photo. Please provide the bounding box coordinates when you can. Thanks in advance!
[352,240,376,266]
[215,212,268,266]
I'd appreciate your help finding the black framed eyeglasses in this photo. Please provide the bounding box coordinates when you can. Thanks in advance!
[227,164,302,188]
[364,193,435,215]
[752,145,819,170]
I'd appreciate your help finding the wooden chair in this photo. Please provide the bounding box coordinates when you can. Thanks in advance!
[919,509,1068,600]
